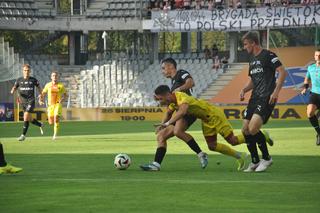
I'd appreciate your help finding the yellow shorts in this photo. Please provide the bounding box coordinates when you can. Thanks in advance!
[202,107,233,138]
[47,103,62,118]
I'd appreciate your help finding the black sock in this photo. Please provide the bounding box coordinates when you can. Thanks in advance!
[0,143,7,167]
[154,147,166,165]
[309,115,320,135]
[22,121,29,135]
[31,119,42,127]
[186,138,202,154]
[245,135,260,164]
[254,131,271,160]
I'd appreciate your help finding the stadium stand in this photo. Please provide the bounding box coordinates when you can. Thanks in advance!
[0,37,24,82]
[79,57,220,107]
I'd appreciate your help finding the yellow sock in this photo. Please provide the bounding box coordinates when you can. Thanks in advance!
[215,143,238,159]
[236,133,245,145]
[54,122,60,136]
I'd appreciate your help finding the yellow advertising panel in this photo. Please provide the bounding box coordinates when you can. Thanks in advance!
[14,105,308,122]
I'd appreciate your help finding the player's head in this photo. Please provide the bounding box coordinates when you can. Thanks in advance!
[154,85,174,105]
[161,57,177,79]
[51,71,59,83]
[314,49,320,64]
[22,64,31,78]
[242,31,260,55]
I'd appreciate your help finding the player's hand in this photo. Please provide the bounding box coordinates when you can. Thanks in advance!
[155,125,165,134]
[301,88,307,95]
[239,89,245,101]
[269,93,278,105]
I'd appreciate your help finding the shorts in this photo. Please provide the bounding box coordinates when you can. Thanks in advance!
[244,97,275,124]
[21,101,35,113]
[202,107,233,138]
[309,92,320,109]
[47,103,62,118]
[172,114,197,130]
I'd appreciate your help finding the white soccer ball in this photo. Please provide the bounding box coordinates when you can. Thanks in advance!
[114,153,131,170]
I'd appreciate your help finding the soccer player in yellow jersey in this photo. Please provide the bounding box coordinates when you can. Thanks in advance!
[39,71,67,140]
[151,85,248,171]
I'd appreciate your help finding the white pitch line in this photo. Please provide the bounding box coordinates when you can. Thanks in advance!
[31,178,320,185]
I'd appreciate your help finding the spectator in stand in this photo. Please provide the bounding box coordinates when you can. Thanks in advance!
[215,0,224,9]
[203,45,211,61]
[264,0,272,7]
[211,44,219,58]
[208,0,214,10]
[281,0,290,6]
[221,56,229,73]
[213,56,221,72]
[236,0,242,8]
[184,0,191,9]
[175,0,184,9]
[195,0,203,9]
[163,0,171,11]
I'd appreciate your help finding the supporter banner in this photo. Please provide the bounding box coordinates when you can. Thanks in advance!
[0,103,14,122]
[144,5,320,32]
[14,105,308,121]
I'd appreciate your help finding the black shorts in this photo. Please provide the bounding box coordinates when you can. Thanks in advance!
[309,92,320,109]
[21,101,35,113]
[244,97,275,124]
[172,114,197,130]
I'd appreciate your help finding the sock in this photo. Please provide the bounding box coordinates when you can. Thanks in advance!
[186,138,202,154]
[235,133,246,145]
[0,143,7,167]
[254,131,271,160]
[245,135,260,164]
[31,119,42,127]
[309,115,320,135]
[154,147,166,165]
[54,122,60,136]
[22,121,29,135]
[214,143,238,158]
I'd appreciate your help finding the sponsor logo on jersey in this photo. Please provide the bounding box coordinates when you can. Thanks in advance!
[250,67,263,75]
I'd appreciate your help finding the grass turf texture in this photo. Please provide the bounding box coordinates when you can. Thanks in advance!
[0,120,319,213]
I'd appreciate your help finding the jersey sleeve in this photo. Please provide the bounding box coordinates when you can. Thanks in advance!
[180,71,192,82]
[168,103,176,111]
[13,79,19,88]
[306,66,311,79]
[60,84,66,94]
[268,52,282,70]
[42,83,49,93]
[176,92,192,105]
[34,78,40,87]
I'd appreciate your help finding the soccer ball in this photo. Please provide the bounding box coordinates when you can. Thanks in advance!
[114,153,131,170]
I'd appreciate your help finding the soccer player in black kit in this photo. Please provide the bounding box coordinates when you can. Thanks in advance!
[240,31,287,172]
[140,58,208,171]
[10,64,44,141]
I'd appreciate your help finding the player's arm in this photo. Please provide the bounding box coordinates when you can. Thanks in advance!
[154,109,174,134]
[240,78,253,101]
[59,91,68,104]
[39,84,48,105]
[269,65,287,104]
[163,103,188,127]
[10,80,19,94]
[301,74,311,95]
[175,78,194,92]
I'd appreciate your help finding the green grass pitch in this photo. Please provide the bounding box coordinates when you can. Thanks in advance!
[0,120,319,213]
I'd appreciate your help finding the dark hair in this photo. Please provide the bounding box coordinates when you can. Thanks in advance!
[23,64,31,69]
[161,57,177,69]
[154,85,171,96]
[242,31,260,45]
